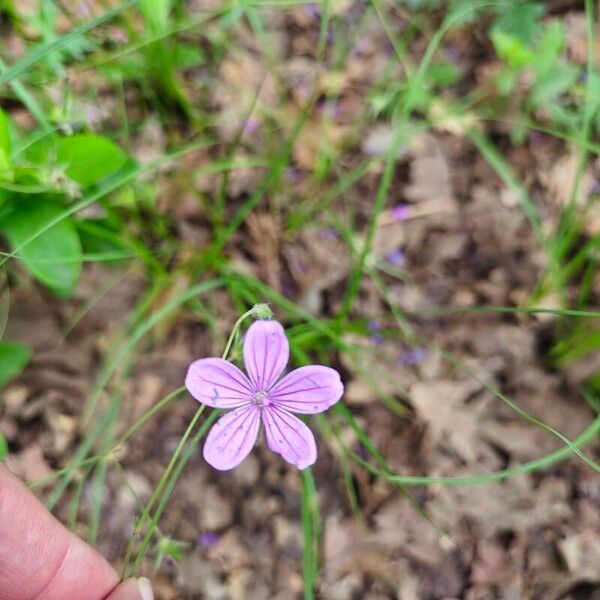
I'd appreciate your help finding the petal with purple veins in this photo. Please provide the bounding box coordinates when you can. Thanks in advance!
[185,357,253,408]
[269,365,344,414]
[243,320,289,390]
[203,405,261,470]
[262,406,317,469]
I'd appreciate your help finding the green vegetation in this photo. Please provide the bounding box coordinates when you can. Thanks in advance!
[1,0,600,596]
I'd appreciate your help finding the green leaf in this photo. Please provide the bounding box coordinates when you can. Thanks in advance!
[446,0,487,27]
[493,1,544,44]
[494,67,518,95]
[0,432,7,460]
[140,0,172,34]
[0,340,30,388]
[491,29,535,68]
[173,43,206,70]
[534,21,565,74]
[0,196,82,296]
[55,134,129,187]
[531,64,578,106]
[0,109,11,155]
[0,109,12,179]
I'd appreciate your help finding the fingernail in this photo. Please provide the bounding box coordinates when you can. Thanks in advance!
[137,577,154,600]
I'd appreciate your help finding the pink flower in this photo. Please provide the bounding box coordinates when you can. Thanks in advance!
[185,320,344,470]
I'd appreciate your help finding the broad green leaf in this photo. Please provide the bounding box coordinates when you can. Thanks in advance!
[0,432,7,460]
[0,196,82,296]
[55,134,128,187]
[0,340,30,388]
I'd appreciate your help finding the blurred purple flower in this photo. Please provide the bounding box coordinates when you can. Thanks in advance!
[357,444,370,460]
[284,168,303,183]
[321,100,341,120]
[242,117,260,134]
[529,130,544,146]
[281,281,296,298]
[397,347,427,366]
[318,228,340,241]
[446,45,461,63]
[198,532,219,548]
[386,249,406,267]
[588,181,600,196]
[304,3,320,18]
[367,319,383,345]
[186,320,344,470]
[391,203,409,222]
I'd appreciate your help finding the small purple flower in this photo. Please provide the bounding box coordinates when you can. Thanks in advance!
[318,227,340,241]
[397,347,427,366]
[588,180,600,197]
[367,319,382,331]
[186,320,344,470]
[198,532,219,548]
[284,168,303,183]
[367,320,383,345]
[529,130,544,146]
[391,203,409,222]
[320,100,341,120]
[386,249,406,267]
[357,444,370,460]
[242,117,261,134]
[446,45,461,63]
[303,3,320,19]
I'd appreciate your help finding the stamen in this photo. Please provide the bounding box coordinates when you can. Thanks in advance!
[252,390,269,408]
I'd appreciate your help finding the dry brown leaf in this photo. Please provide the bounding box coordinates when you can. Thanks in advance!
[544,149,593,208]
[409,379,485,463]
[558,531,600,582]
[404,133,457,208]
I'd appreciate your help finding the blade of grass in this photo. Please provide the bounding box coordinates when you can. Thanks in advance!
[301,468,318,600]
[371,270,600,475]
[346,412,600,486]
[340,0,500,316]
[29,385,186,490]
[46,279,222,509]
[124,308,259,575]
[126,408,218,577]
[0,57,51,132]
[0,149,261,268]
[0,0,140,87]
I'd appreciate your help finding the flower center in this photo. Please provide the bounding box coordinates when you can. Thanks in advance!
[252,390,269,408]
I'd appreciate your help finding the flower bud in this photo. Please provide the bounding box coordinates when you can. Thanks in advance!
[251,303,274,320]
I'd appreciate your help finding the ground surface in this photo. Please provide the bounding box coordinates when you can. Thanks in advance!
[1,1,600,599]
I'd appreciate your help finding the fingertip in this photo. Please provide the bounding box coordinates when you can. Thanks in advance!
[105,577,154,600]
[138,577,154,600]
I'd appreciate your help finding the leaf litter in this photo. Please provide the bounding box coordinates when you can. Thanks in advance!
[1,2,600,599]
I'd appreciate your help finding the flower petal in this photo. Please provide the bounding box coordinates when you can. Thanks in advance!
[243,320,289,390]
[203,405,261,470]
[185,357,253,408]
[270,365,344,414]
[262,406,317,469]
